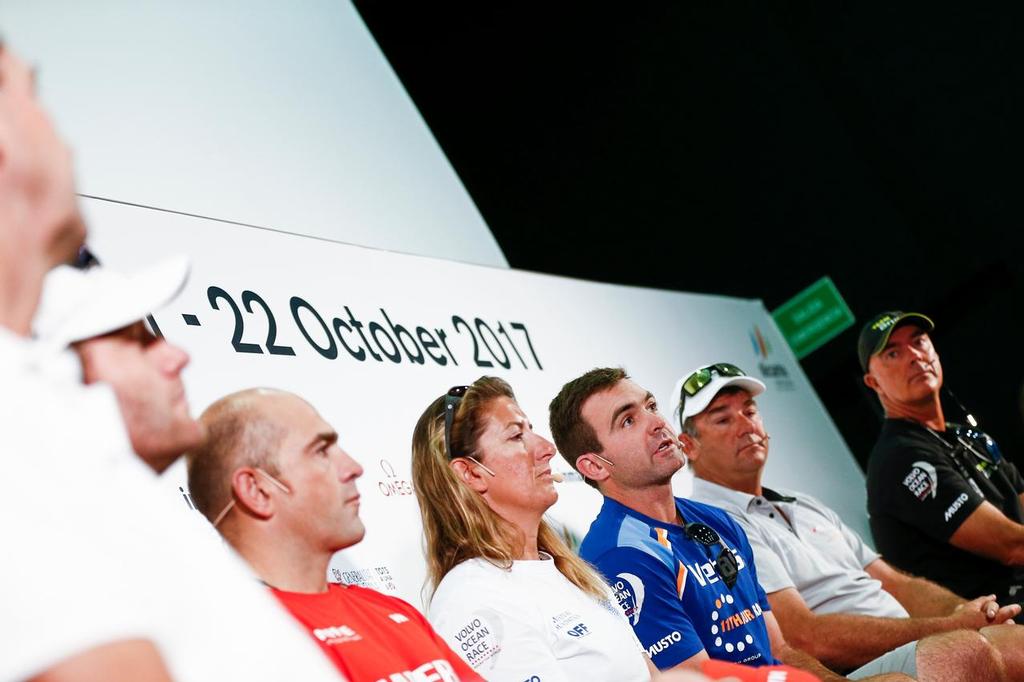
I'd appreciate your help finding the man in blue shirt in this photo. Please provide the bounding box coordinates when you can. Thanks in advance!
[549,367,906,681]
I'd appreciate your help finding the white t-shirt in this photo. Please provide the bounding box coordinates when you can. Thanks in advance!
[0,332,344,682]
[429,554,650,682]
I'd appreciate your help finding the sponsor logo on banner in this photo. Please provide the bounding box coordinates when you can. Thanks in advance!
[453,613,502,668]
[750,325,795,391]
[613,572,646,625]
[903,461,938,500]
[945,492,970,521]
[331,565,398,593]
[378,458,414,498]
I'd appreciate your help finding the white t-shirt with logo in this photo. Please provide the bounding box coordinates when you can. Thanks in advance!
[0,334,344,682]
[428,554,649,682]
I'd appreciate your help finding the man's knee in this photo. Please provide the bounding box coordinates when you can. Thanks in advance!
[917,629,1006,682]
[980,624,1024,677]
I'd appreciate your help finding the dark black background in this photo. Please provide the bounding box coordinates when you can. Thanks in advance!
[354,3,1024,470]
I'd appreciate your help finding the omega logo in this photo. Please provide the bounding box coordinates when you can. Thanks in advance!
[378,458,414,497]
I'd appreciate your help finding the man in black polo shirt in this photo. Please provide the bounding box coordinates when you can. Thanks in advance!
[861,310,1024,606]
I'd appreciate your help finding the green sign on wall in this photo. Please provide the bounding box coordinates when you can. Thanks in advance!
[772,276,855,359]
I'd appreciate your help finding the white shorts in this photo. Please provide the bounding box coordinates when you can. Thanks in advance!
[848,640,918,678]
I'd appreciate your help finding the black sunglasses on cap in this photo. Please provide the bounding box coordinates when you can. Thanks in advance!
[683,518,739,589]
[443,385,469,460]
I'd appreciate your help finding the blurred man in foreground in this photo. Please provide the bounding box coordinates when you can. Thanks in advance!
[0,42,172,681]
[32,261,347,681]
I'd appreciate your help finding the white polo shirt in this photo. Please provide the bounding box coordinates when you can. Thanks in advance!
[0,330,154,681]
[690,477,908,619]
[429,554,650,682]
[0,330,344,681]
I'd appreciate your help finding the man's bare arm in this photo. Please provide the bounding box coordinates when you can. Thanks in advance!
[865,558,1019,625]
[29,639,173,682]
[949,502,1024,566]
[764,608,853,681]
[866,559,964,616]
[767,587,966,671]
[664,648,710,673]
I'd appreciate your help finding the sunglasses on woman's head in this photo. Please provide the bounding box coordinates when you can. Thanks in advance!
[443,386,469,460]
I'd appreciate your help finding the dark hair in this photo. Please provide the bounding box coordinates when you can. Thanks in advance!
[548,367,627,489]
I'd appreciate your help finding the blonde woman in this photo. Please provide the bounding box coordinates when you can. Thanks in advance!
[411,377,718,682]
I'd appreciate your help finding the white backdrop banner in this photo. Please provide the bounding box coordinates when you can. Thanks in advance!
[86,198,868,610]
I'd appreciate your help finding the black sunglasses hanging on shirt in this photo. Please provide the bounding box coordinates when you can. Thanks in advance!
[682,517,740,589]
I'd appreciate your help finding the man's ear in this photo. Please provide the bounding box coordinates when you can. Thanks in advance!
[863,371,879,391]
[231,468,275,520]
[678,433,700,463]
[450,458,489,494]
[576,453,611,484]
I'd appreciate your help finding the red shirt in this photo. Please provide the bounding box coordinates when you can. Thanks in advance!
[703,660,821,681]
[272,583,482,682]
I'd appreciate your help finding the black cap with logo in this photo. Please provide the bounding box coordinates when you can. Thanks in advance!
[857,311,935,371]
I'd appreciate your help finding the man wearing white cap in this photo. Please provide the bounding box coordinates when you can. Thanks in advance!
[681,362,1024,681]
[28,257,346,682]
[0,42,174,680]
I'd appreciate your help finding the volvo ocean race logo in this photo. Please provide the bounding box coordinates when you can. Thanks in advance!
[614,572,646,625]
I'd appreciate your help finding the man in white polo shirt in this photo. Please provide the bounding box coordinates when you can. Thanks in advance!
[28,258,347,682]
[678,362,1024,681]
[0,41,173,681]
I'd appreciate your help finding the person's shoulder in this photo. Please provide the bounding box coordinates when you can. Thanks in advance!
[582,509,677,575]
[433,558,508,601]
[680,497,735,527]
[681,497,752,544]
[868,419,938,472]
[340,584,430,625]
[871,419,934,454]
[429,558,532,628]
[777,487,830,514]
[338,583,404,607]
[580,498,629,556]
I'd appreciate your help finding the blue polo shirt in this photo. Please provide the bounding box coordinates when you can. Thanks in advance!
[580,496,777,669]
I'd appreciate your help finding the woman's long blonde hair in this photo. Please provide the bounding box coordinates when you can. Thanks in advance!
[411,376,608,602]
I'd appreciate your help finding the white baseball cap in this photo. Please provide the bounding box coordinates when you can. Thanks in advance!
[34,255,190,349]
[668,362,766,430]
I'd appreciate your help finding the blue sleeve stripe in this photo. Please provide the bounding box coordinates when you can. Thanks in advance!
[615,516,676,573]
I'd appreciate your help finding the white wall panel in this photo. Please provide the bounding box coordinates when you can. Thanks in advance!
[4,0,507,266]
